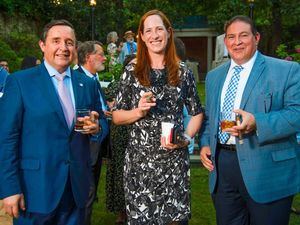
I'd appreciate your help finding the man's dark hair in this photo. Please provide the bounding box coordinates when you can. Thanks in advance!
[77,41,103,65]
[174,37,186,61]
[21,56,38,70]
[40,19,75,42]
[224,15,258,35]
[123,54,136,67]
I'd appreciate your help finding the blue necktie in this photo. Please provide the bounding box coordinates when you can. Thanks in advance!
[219,65,243,144]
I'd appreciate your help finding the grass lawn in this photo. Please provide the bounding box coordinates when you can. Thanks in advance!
[196,82,205,105]
[92,164,300,225]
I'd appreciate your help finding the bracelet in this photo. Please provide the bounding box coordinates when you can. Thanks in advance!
[184,133,192,143]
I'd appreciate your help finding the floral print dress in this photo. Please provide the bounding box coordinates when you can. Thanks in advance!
[114,62,203,224]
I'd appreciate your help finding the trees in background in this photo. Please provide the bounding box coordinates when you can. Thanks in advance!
[0,0,299,72]
[202,0,300,56]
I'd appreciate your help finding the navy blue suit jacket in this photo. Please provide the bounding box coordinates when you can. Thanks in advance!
[0,63,102,213]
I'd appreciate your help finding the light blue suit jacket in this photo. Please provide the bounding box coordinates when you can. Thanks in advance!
[200,52,300,203]
[0,63,102,213]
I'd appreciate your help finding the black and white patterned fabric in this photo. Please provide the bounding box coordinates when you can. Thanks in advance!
[114,62,203,224]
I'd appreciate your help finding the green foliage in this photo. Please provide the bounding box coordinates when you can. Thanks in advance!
[0,30,42,72]
[5,31,42,59]
[203,0,248,32]
[276,44,289,58]
[276,43,300,63]
[99,63,123,82]
[1,0,299,60]
[0,38,21,72]
[201,0,300,54]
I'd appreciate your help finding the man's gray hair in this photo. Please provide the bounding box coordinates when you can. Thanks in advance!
[77,41,103,65]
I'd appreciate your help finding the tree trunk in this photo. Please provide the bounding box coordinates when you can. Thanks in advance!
[270,0,282,56]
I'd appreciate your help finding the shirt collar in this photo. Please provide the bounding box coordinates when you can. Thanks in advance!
[229,50,258,72]
[81,66,98,80]
[44,60,71,78]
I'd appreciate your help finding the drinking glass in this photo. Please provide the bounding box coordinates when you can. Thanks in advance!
[220,111,236,132]
[74,109,91,132]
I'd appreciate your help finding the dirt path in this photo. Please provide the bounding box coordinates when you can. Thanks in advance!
[0,200,12,225]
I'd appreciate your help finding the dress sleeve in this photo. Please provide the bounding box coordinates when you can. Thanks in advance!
[183,67,203,116]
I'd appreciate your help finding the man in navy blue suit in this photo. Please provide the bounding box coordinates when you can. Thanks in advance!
[76,40,110,225]
[0,20,103,225]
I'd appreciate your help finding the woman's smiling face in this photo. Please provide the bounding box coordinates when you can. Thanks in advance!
[141,14,170,56]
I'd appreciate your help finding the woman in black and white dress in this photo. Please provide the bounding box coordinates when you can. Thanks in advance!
[112,10,203,225]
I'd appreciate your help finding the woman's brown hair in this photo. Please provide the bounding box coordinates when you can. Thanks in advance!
[135,9,180,87]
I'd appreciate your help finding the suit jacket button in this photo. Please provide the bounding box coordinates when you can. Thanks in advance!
[65,160,70,164]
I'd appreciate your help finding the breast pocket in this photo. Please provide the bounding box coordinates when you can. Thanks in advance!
[256,92,273,113]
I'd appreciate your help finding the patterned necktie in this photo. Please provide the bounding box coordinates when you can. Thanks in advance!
[55,73,74,128]
[219,65,243,144]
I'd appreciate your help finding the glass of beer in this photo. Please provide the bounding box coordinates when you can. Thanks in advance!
[220,111,236,132]
[74,109,91,132]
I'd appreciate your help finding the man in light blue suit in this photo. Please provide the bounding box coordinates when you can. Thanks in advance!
[200,15,300,225]
[0,20,103,225]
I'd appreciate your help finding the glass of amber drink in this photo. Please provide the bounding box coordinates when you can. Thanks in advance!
[74,109,91,132]
[220,111,236,132]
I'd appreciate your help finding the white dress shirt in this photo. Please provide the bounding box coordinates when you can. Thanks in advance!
[220,51,258,144]
[44,60,75,109]
[80,66,107,111]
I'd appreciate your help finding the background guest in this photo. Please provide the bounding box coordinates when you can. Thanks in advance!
[118,30,137,64]
[75,40,109,225]
[0,59,9,73]
[107,31,121,68]
[105,54,136,225]
[0,65,8,95]
[20,56,41,70]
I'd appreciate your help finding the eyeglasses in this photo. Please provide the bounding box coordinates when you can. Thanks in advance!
[92,52,105,58]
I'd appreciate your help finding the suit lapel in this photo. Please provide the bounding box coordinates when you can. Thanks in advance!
[71,70,85,109]
[240,52,266,109]
[37,64,70,130]
[216,62,231,115]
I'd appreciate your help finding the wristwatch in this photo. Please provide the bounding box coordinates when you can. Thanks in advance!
[184,133,192,143]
